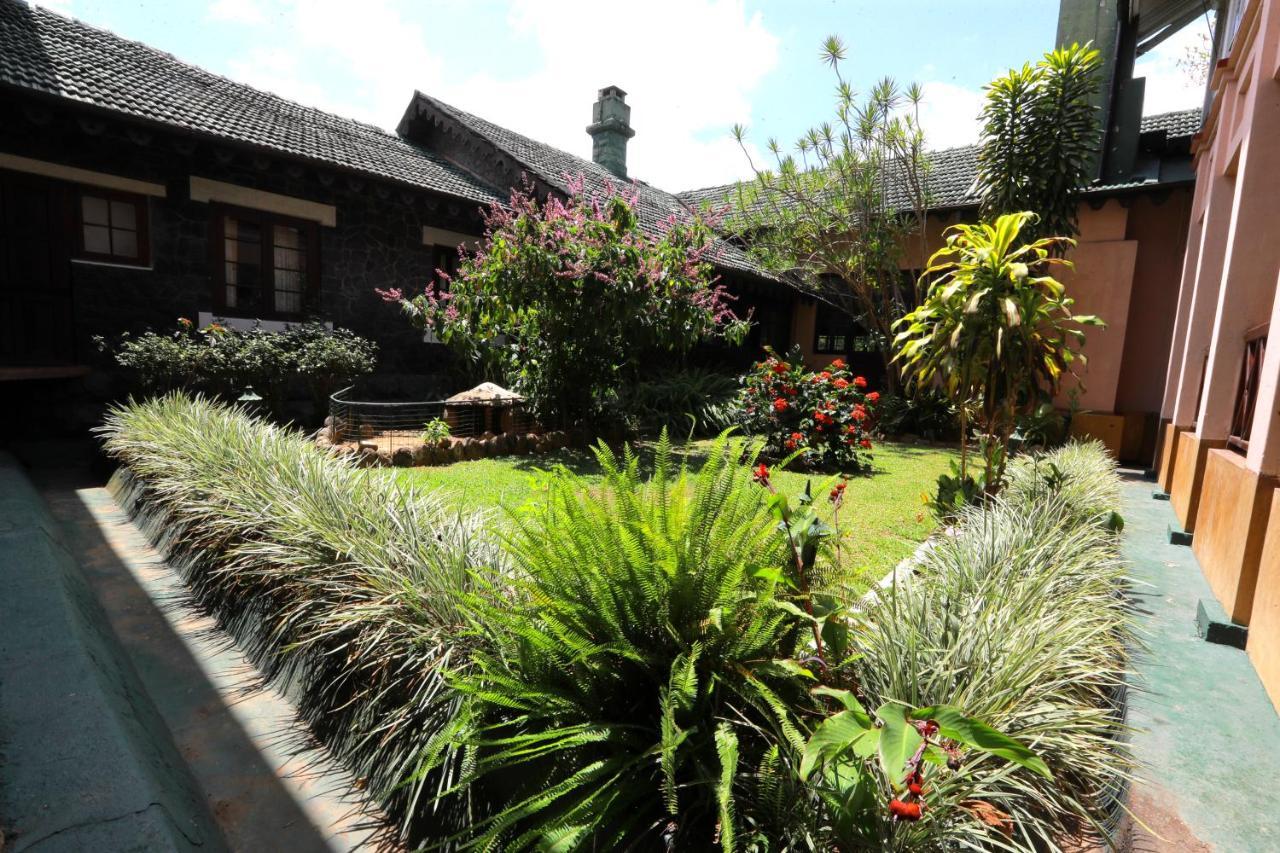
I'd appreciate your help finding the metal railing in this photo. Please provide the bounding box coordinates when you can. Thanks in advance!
[328,386,532,453]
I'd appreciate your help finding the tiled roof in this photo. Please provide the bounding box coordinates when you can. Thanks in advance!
[412,93,773,280]
[677,108,1203,215]
[0,0,500,204]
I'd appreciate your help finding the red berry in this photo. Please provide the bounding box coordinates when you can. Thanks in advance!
[908,782,923,796]
[923,720,939,737]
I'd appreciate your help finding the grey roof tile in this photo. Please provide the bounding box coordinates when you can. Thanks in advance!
[413,93,773,280]
[0,0,501,203]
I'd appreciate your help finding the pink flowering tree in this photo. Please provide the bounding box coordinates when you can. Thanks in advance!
[383,177,747,424]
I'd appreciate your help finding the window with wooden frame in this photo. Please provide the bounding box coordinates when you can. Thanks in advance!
[212,206,319,320]
[1228,324,1268,454]
[428,243,461,287]
[75,187,149,265]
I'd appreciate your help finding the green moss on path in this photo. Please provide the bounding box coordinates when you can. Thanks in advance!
[390,438,958,592]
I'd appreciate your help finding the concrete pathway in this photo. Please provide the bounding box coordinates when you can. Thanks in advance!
[32,469,397,852]
[1121,473,1280,852]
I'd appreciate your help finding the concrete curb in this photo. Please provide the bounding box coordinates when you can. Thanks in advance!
[0,453,225,853]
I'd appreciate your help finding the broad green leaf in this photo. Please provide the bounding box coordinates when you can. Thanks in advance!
[811,687,873,727]
[875,703,923,784]
[799,710,877,781]
[915,705,1051,779]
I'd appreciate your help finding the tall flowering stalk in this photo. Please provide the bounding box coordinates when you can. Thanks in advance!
[383,176,747,424]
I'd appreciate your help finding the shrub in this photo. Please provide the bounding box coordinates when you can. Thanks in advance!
[613,367,742,437]
[876,389,959,440]
[420,417,451,444]
[97,319,377,412]
[96,393,496,845]
[443,434,816,849]
[740,346,879,470]
[851,441,1131,849]
[894,212,1102,493]
[388,178,746,425]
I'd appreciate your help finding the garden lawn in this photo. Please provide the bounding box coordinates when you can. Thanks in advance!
[391,438,958,592]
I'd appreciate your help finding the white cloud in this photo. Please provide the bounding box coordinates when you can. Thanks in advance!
[206,0,265,25]
[1135,21,1213,115]
[915,80,984,151]
[209,0,778,189]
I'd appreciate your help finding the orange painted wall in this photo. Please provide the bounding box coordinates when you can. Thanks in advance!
[1115,189,1195,414]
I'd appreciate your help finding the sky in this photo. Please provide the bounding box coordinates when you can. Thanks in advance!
[33,0,1213,192]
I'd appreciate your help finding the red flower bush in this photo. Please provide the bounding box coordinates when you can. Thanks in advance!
[741,346,879,470]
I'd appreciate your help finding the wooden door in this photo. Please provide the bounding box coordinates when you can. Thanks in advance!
[0,170,74,365]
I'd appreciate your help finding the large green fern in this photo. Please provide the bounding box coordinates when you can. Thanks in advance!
[447,431,818,849]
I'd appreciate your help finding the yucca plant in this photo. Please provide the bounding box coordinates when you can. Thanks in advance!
[893,211,1103,493]
[852,448,1132,850]
[442,432,823,850]
[97,393,500,844]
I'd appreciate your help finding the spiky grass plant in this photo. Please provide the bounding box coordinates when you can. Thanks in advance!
[444,433,819,850]
[852,447,1131,849]
[98,393,502,844]
[1003,439,1123,530]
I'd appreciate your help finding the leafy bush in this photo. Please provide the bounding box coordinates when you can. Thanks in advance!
[97,319,377,412]
[740,346,879,470]
[894,212,1101,493]
[97,393,496,844]
[852,441,1131,849]
[443,434,816,848]
[388,178,746,425]
[614,367,742,437]
[876,389,959,439]
[420,417,451,445]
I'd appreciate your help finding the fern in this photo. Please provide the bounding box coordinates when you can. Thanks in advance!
[449,430,817,848]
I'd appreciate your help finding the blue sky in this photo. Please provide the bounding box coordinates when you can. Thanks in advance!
[34,0,1210,190]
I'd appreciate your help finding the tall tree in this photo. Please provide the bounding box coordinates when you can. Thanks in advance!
[977,43,1103,246]
[729,36,930,393]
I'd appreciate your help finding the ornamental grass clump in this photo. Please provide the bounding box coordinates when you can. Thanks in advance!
[852,441,1132,849]
[97,393,500,844]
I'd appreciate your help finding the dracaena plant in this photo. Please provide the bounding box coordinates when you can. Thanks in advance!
[892,211,1102,496]
[978,42,1102,246]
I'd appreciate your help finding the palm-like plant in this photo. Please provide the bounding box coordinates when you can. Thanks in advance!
[446,433,819,850]
[977,43,1102,246]
[893,212,1102,491]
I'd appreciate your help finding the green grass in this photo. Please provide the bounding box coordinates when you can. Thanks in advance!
[391,438,958,591]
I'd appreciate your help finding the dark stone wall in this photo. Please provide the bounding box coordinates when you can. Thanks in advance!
[0,92,484,430]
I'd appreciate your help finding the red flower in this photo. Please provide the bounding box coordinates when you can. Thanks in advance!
[790,432,804,444]
[814,410,832,424]
[851,405,867,422]
[830,359,846,370]
[819,371,832,381]
[785,438,798,449]
[860,438,872,449]
[888,799,922,821]
[847,424,858,435]
[773,398,789,413]
[771,361,790,374]
[752,463,770,485]
[853,376,868,389]
[866,391,880,404]
[833,377,850,390]
[784,385,797,396]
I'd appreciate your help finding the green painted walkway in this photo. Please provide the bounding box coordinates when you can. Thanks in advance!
[1122,474,1280,852]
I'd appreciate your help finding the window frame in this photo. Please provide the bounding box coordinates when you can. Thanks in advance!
[1227,324,1268,454]
[210,203,320,321]
[812,303,855,356]
[74,186,150,266]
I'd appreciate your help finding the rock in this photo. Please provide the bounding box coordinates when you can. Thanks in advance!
[436,437,451,450]
[412,444,431,466]
[324,414,335,427]
[547,431,567,450]
[463,440,483,461]
[480,430,496,441]
[392,447,415,467]
[525,433,540,453]
[358,423,375,439]
[376,451,393,468]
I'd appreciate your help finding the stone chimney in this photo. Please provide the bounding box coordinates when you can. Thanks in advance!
[586,85,635,179]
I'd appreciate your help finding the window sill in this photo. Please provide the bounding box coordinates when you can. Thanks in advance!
[71,258,153,271]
